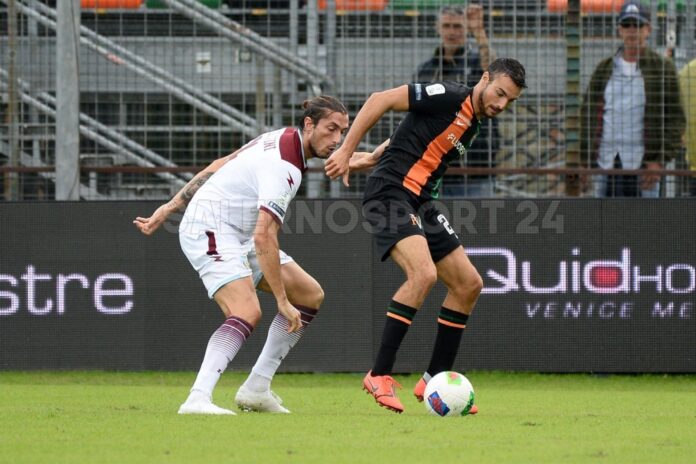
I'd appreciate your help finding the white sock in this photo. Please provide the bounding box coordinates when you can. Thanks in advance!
[190,316,253,399]
[243,372,272,393]
[246,307,317,391]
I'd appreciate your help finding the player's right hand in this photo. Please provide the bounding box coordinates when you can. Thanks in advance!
[277,300,303,333]
[133,204,170,236]
[324,147,351,187]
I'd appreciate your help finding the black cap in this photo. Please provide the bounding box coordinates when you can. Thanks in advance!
[618,1,650,25]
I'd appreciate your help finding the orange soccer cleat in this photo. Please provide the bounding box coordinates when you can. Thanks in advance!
[413,377,427,402]
[362,371,404,413]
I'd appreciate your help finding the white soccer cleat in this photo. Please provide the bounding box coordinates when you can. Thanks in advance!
[235,385,291,414]
[178,392,236,415]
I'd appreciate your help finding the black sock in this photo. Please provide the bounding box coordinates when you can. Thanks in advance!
[371,300,418,376]
[426,307,468,377]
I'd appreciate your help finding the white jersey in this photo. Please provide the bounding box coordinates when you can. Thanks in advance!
[180,127,306,241]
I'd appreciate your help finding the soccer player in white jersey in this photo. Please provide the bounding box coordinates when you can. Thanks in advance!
[134,96,349,414]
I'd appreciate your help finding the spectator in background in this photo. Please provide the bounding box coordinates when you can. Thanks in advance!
[679,58,696,194]
[580,0,685,197]
[414,3,499,197]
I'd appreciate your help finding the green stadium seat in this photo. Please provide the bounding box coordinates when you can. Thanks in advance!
[657,0,685,13]
[389,0,460,11]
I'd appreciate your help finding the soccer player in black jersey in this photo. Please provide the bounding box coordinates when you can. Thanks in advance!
[326,58,526,413]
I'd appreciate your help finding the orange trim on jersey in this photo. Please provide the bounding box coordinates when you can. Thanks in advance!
[437,318,467,329]
[402,95,476,196]
[387,312,413,325]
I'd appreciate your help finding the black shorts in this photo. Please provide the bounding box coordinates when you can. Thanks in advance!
[362,177,461,262]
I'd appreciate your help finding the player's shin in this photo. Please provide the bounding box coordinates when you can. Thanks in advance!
[425,307,468,377]
[244,305,318,392]
[371,300,418,376]
[190,316,255,398]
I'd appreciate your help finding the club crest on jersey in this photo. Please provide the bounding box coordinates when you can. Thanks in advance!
[425,84,445,96]
[287,173,295,188]
[455,111,471,127]
[409,214,423,229]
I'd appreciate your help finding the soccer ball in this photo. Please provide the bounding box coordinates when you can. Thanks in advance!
[424,371,475,417]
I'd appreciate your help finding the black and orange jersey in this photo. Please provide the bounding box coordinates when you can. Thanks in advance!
[370,81,481,199]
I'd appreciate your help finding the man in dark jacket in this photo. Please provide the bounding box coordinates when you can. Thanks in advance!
[414,3,499,197]
[580,1,685,197]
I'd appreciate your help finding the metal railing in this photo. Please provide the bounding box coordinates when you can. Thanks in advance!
[2,165,695,201]
[1,1,694,201]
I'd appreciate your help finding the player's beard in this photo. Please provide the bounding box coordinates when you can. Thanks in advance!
[309,138,332,160]
[477,86,487,119]
[478,83,501,119]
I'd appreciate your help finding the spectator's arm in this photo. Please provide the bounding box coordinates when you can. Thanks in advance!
[664,61,687,160]
[579,65,607,167]
[477,34,493,71]
[467,4,494,70]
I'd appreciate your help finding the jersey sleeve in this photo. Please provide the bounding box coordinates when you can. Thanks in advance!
[256,162,301,224]
[408,81,467,115]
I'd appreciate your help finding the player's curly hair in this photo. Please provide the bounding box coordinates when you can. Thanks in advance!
[300,95,348,131]
[488,58,527,89]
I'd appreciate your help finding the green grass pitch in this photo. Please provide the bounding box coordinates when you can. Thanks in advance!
[2,371,695,463]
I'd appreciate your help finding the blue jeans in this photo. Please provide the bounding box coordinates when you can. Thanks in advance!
[442,177,495,198]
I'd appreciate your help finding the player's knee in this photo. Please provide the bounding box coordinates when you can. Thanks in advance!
[449,271,483,303]
[292,280,324,309]
[310,283,325,308]
[410,265,437,292]
[461,272,483,301]
[470,271,484,297]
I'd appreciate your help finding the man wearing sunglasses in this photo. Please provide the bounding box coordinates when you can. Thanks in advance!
[580,0,685,197]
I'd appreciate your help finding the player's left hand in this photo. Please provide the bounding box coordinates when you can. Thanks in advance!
[325,146,352,187]
[277,299,303,333]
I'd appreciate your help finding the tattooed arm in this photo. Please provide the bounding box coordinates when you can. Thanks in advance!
[133,150,238,236]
